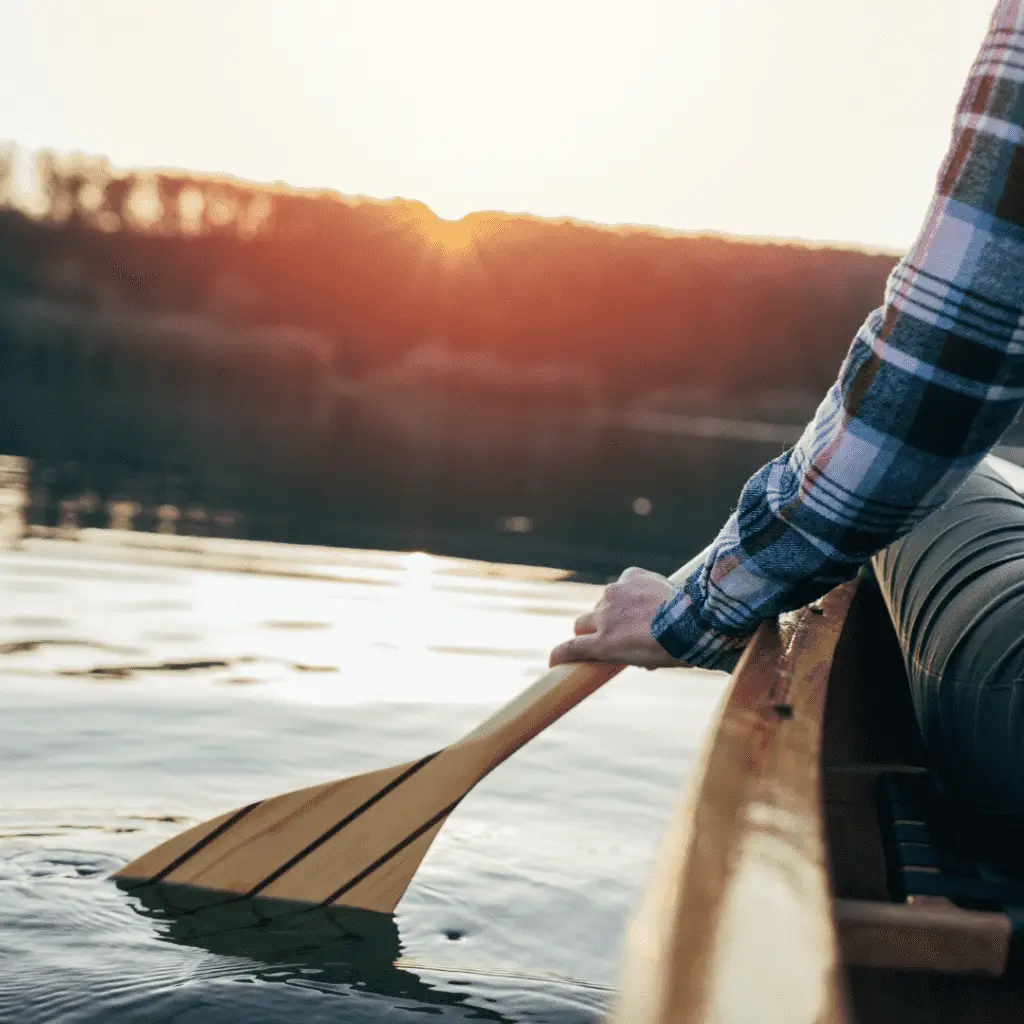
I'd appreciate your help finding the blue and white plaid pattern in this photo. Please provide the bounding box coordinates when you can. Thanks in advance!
[653,0,1024,669]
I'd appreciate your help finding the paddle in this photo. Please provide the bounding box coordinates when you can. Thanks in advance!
[115,554,709,913]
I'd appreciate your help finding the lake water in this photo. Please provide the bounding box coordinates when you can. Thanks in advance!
[0,536,725,1023]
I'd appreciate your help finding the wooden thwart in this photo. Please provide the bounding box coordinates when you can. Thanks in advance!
[836,899,1011,977]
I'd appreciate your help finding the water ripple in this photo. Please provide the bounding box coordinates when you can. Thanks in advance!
[0,849,605,1023]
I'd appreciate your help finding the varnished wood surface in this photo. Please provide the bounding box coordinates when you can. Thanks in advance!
[837,900,1010,977]
[611,582,858,1024]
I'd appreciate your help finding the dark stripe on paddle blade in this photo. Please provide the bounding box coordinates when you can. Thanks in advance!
[244,752,440,898]
[120,801,263,890]
[319,798,462,907]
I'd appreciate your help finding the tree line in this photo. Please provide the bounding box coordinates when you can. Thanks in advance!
[0,143,898,414]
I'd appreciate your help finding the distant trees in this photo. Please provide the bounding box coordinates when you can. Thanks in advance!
[0,142,899,409]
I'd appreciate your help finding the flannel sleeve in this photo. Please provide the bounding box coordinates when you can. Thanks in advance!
[653,0,1024,670]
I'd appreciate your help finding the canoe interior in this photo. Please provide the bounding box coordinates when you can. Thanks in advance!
[824,574,1024,1023]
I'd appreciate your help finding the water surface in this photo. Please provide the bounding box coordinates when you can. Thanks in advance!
[0,539,725,1023]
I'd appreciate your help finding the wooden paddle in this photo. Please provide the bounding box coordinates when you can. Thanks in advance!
[116,555,709,913]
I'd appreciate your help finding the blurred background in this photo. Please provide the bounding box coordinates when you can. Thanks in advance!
[0,0,1014,579]
[0,146,901,576]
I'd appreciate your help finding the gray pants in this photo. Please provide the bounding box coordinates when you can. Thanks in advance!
[872,457,1024,816]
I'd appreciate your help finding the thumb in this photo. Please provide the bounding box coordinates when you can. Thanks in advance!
[549,633,603,667]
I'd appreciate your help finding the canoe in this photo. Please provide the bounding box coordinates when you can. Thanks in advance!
[612,570,1024,1023]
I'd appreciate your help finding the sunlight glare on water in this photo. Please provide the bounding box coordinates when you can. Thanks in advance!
[397,549,434,663]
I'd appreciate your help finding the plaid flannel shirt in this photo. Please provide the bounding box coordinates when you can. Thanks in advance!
[653,0,1024,670]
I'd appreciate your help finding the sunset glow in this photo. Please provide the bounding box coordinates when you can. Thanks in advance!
[416,214,482,261]
[0,0,993,249]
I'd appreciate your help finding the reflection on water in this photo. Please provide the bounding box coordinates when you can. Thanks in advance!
[15,420,770,580]
[120,882,604,1023]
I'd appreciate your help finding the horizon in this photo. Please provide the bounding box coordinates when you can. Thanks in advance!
[0,139,909,259]
[0,0,991,252]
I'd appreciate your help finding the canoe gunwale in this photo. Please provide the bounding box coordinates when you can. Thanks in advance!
[611,581,859,1024]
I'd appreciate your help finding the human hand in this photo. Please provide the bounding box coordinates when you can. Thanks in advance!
[548,566,685,670]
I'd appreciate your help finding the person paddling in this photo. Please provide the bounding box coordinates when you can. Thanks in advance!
[552,0,1024,817]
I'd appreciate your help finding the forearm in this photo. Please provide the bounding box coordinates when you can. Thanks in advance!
[654,0,1024,669]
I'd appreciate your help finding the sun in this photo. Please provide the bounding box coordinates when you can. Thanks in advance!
[428,216,477,255]
[406,206,483,262]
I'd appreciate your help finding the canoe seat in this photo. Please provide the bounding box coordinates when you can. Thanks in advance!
[849,771,1024,978]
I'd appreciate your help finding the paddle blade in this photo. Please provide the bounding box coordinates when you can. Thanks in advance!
[114,751,460,913]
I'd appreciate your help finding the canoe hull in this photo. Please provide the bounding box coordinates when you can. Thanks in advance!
[614,572,1024,1023]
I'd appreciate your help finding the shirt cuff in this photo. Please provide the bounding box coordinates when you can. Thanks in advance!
[651,583,753,672]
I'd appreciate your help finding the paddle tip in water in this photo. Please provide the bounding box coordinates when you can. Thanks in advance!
[114,753,461,912]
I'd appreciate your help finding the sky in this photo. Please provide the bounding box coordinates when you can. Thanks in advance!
[0,0,994,250]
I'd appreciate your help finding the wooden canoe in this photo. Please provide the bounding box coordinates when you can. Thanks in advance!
[612,571,1024,1024]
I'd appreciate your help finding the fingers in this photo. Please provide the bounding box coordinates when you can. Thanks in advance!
[549,565,683,670]
[554,582,627,664]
